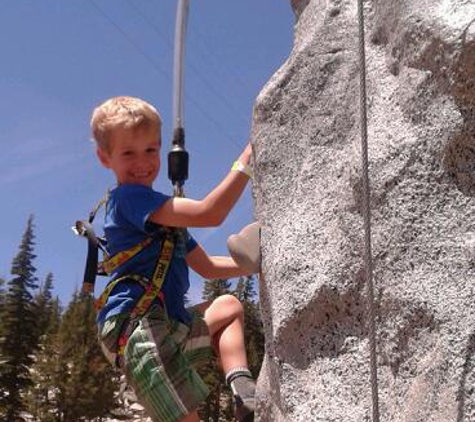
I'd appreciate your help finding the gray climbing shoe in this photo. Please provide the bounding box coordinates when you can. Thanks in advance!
[227,369,256,422]
[234,393,255,422]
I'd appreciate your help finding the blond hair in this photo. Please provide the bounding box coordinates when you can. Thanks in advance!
[90,96,161,151]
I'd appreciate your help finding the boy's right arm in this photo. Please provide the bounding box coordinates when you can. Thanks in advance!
[149,143,252,228]
[186,244,254,279]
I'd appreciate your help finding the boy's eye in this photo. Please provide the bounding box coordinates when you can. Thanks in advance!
[122,151,133,156]
[146,147,158,154]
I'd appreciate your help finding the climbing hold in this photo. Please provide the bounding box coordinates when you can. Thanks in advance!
[227,222,261,274]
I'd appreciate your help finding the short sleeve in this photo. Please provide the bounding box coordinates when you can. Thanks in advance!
[185,230,198,253]
[114,184,171,232]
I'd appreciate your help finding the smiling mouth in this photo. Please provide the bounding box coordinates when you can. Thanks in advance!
[131,171,153,179]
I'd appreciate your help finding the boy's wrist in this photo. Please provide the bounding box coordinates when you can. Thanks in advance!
[232,160,253,179]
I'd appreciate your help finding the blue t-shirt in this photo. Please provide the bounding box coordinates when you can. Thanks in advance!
[96,184,198,327]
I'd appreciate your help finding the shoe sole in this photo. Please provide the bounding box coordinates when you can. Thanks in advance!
[242,412,255,422]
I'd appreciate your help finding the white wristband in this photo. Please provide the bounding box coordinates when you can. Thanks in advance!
[232,160,253,179]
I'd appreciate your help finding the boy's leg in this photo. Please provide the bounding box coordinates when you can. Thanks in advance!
[203,295,247,371]
[123,305,210,422]
[203,295,255,422]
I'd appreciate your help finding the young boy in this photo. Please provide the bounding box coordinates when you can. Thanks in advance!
[90,96,256,422]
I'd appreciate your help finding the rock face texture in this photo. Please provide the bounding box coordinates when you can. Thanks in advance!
[252,0,475,421]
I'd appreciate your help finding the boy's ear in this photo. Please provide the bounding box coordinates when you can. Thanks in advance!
[96,148,111,168]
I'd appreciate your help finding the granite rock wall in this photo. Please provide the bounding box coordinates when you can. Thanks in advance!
[252,0,475,420]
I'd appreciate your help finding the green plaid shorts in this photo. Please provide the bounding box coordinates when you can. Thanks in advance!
[99,304,216,422]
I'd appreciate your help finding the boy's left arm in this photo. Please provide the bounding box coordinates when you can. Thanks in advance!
[186,244,252,280]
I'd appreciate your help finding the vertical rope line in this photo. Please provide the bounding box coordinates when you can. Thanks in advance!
[356,1,380,421]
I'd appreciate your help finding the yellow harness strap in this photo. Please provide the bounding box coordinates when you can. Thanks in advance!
[110,236,174,358]
[95,232,174,315]
[94,274,149,311]
[130,237,174,318]
[100,236,155,274]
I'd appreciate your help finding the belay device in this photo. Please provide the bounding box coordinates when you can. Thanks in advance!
[73,0,192,293]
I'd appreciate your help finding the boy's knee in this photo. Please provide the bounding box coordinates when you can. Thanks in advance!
[215,294,244,318]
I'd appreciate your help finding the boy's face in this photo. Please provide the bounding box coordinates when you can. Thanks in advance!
[97,126,161,187]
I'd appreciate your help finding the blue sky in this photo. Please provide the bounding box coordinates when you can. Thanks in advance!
[0,0,293,305]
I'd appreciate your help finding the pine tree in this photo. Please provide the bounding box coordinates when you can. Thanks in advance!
[0,277,5,307]
[25,275,62,422]
[202,278,232,300]
[35,272,55,338]
[0,277,6,350]
[47,296,62,338]
[0,215,40,421]
[0,277,6,414]
[235,275,256,303]
[54,292,118,421]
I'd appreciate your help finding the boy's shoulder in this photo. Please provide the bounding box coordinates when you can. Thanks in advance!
[113,183,158,195]
[109,184,171,217]
[111,184,168,202]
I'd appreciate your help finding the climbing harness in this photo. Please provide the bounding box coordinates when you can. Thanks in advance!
[73,192,175,315]
[96,228,174,359]
[356,1,380,421]
[93,230,174,317]
[73,190,177,365]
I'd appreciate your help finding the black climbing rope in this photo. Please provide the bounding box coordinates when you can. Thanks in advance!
[356,1,381,421]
